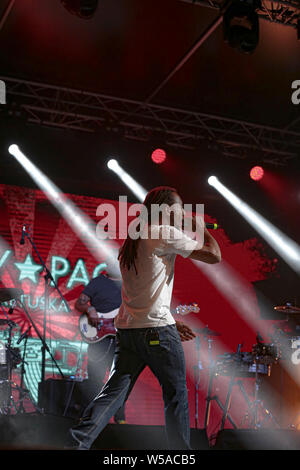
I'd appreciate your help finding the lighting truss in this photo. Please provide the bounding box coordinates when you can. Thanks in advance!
[179,0,300,29]
[1,76,300,165]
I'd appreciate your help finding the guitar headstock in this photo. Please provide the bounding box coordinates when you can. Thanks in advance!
[174,303,200,316]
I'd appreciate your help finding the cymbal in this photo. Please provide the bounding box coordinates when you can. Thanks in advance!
[0,288,23,304]
[194,327,221,336]
[274,305,300,315]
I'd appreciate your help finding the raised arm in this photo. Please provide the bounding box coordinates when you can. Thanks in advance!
[187,217,221,264]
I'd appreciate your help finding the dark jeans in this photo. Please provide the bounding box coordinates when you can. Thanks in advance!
[87,338,125,423]
[69,324,191,450]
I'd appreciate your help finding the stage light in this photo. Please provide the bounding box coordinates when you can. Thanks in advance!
[8,144,120,276]
[107,159,119,171]
[223,0,260,54]
[8,144,19,155]
[250,166,264,181]
[208,176,218,186]
[208,176,300,274]
[107,157,147,202]
[60,0,98,19]
[151,148,166,164]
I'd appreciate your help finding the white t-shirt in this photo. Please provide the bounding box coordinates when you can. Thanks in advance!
[114,225,198,329]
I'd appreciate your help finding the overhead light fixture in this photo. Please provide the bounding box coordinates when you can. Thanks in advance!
[151,148,167,165]
[250,165,264,181]
[208,176,218,186]
[223,0,261,54]
[107,159,119,171]
[60,0,98,19]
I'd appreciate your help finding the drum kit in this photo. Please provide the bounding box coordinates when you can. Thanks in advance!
[0,287,36,414]
[193,303,300,431]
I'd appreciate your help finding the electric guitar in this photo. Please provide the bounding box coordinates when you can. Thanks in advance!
[79,303,200,344]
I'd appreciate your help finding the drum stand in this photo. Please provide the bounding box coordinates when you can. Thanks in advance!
[220,365,280,430]
[193,336,203,429]
[21,226,69,389]
[15,332,38,414]
[220,375,252,430]
[0,321,20,415]
[245,367,280,429]
[0,304,42,415]
[204,339,237,430]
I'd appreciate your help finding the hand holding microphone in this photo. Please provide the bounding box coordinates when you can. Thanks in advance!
[205,223,218,229]
[191,215,218,232]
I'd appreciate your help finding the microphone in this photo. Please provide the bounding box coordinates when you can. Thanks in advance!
[206,223,218,230]
[17,326,31,345]
[20,225,26,245]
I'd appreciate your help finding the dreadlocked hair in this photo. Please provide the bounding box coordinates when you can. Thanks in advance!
[118,186,178,275]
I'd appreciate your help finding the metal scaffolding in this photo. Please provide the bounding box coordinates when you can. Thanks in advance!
[1,75,300,165]
[179,0,300,29]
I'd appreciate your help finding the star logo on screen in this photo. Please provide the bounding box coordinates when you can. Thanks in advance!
[14,254,43,284]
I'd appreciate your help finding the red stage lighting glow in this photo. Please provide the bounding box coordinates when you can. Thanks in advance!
[151,148,166,164]
[250,166,264,181]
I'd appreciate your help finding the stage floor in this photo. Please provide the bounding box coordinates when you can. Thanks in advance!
[0,414,299,450]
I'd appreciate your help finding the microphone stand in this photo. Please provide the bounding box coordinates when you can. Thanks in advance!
[17,298,65,380]
[16,331,29,414]
[193,336,203,429]
[0,304,24,414]
[21,226,69,386]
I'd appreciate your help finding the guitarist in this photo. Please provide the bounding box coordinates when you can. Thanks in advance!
[75,268,126,424]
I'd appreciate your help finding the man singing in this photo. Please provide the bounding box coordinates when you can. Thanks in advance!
[68,186,221,450]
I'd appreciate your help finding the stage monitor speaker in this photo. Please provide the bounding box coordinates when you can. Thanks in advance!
[214,429,300,450]
[0,415,209,450]
[38,378,94,419]
[92,425,209,450]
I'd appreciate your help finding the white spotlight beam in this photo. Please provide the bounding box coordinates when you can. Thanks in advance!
[208,176,300,275]
[107,158,147,202]
[8,145,120,276]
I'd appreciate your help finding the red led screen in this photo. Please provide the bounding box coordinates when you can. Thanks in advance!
[0,184,278,435]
